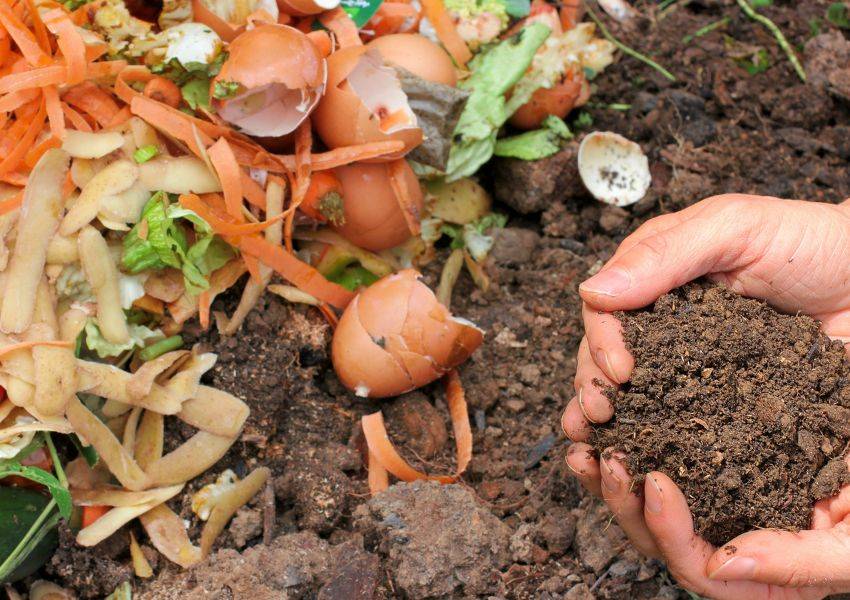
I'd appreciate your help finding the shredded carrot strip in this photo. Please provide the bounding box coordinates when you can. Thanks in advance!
[0,33,11,69]
[387,160,420,236]
[130,95,213,156]
[420,0,471,66]
[23,0,51,54]
[61,101,92,131]
[0,64,65,95]
[24,135,60,169]
[362,369,472,486]
[243,254,262,284]
[267,141,405,172]
[318,8,362,48]
[0,1,50,67]
[178,194,286,236]
[367,450,390,495]
[285,119,313,252]
[85,59,127,79]
[0,339,73,358]
[198,291,211,330]
[241,172,266,209]
[237,235,354,309]
[0,189,23,215]
[43,85,65,139]
[44,8,87,85]
[105,105,131,128]
[207,138,244,222]
[63,82,120,127]
[0,87,38,112]
[0,171,27,186]
[0,99,45,175]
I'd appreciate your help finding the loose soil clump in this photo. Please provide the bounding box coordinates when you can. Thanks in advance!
[593,283,850,546]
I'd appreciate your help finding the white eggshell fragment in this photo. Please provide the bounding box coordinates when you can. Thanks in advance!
[577,131,651,207]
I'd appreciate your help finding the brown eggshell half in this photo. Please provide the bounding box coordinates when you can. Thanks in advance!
[313,47,422,160]
[331,160,422,251]
[212,25,326,138]
[331,269,484,398]
[366,34,457,86]
[277,0,340,16]
[332,295,414,398]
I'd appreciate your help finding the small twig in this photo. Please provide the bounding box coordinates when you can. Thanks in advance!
[734,0,806,82]
[584,4,677,82]
[682,16,730,44]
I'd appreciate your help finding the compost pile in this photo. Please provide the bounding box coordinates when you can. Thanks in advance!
[593,283,850,545]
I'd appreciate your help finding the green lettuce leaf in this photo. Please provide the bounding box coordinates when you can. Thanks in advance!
[84,320,163,359]
[122,193,236,295]
[445,23,551,181]
[494,115,573,160]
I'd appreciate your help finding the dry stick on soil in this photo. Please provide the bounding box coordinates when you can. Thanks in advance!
[584,3,676,81]
[734,0,806,82]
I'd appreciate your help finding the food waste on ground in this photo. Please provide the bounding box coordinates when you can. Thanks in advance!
[0,0,621,593]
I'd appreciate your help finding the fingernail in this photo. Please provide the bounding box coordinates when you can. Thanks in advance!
[645,475,663,513]
[601,457,622,493]
[580,267,632,297]
[576,388,597,424]
[564,450,584,476]
[596,349,623,383]
[708,557,758,581]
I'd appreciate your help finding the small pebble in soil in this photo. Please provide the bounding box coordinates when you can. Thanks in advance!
[592,283,850,545]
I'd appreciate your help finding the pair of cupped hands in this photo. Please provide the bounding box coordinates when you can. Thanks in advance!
[564,194,850,600]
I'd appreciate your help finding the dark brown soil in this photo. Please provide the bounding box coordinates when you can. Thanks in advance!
[44,1,850,599]
[592,283,850,546]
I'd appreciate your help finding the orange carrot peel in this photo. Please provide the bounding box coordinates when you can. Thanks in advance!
[363,369,472,495]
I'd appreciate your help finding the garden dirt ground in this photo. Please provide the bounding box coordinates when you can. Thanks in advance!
[48,0,850,598]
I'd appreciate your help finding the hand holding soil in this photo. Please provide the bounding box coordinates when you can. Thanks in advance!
[563,193,850,599]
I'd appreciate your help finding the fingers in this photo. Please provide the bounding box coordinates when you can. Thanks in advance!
[706,525,850,589]
[565,442,602,497]
[562,395,592,442]
[564,337,618,440]
[582,305,633,385]
[579,195,768,312]
[643,471,772,599]
[599,453,660,558]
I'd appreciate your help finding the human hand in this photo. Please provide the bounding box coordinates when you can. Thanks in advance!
[561,194,850,598]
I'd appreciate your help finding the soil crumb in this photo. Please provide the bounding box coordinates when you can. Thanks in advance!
[592,283,850,545]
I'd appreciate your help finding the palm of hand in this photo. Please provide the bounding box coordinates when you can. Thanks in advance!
[562,195,850,599]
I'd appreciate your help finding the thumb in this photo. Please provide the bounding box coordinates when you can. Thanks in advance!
[707,525,850,589]
[579,196,765,311]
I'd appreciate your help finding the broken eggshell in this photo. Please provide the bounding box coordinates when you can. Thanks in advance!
[577,131,651,207]
[331,269,483,398]
[366,33,457,87]
[211,24,327,138]
[313,47,423,160]
[332,160,423,251]
[276,0,341,17]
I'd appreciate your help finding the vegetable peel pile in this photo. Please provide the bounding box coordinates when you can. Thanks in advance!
[0,0,621,588]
